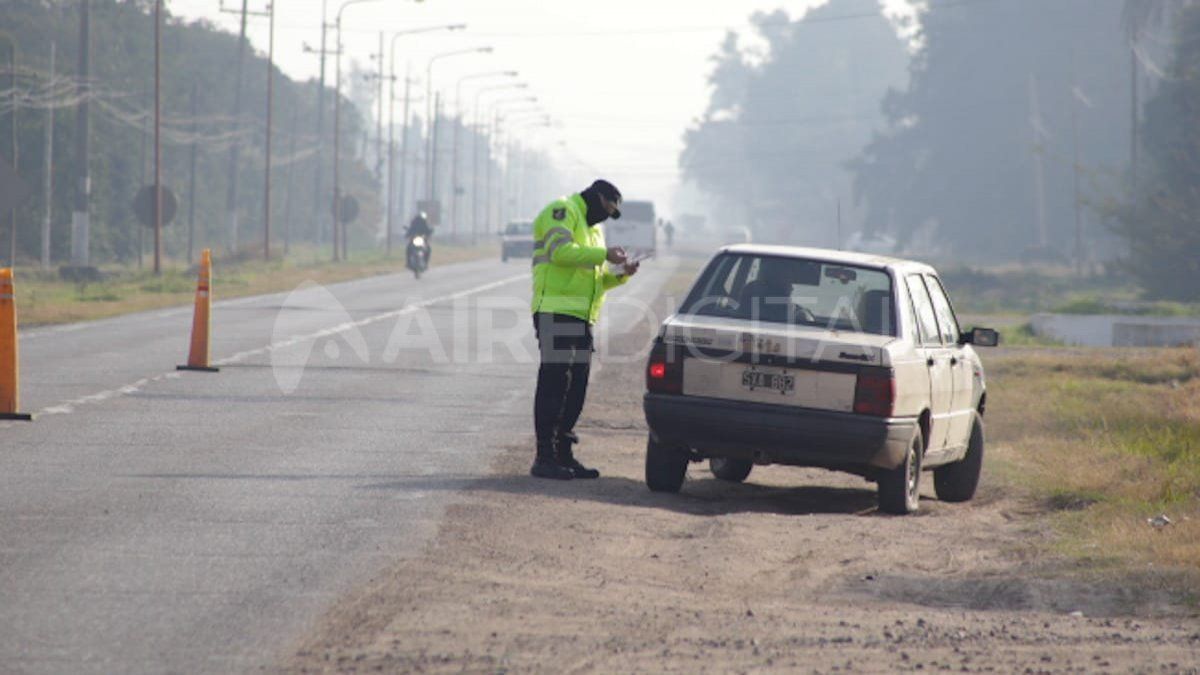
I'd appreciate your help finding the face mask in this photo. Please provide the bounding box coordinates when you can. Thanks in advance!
[581,188,608,226]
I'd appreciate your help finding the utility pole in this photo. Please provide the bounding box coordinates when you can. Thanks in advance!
[1130,40,1139,219]
[138,87,147,270]
[1071,89,1084,276]
[263,0,275,260]
[1028,73,1049,250]
[375,32,384,181]
[282,101,298,255]
[71,0,90,266]
[187,82,198,265]
[397,68,413,246]
[41,42,55,270]
[5,36,17,268]
[430,92,441,213]
[153,0,162,274]
[223,0,250,254]
[304,0,335,253]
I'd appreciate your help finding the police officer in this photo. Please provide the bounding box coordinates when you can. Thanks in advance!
[530,179,638,480]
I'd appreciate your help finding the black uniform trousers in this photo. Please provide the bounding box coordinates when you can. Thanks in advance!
[533,312,593,459]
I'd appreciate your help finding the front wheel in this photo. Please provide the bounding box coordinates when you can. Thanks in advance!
[709,457,753,483]
[934,412,984,503]
[645,436,688,493]
[878,426,923,515]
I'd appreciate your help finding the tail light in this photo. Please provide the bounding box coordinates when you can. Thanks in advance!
[646,340,684,395]
[853,369,895,417]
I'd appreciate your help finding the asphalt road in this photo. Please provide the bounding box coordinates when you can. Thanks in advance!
[0,255,679,674]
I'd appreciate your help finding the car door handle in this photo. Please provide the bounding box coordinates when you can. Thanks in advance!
[926,357,935,367]
[950,357,959,366]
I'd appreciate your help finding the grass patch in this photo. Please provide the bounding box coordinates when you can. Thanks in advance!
[987,347,1200,578]
[10,241,499,327]
[940,265,1200,317]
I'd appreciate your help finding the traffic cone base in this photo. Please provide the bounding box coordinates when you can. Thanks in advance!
[178,249,219,373]
[0,268,32,421]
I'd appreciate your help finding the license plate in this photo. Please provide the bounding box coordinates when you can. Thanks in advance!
[741,368,795,395]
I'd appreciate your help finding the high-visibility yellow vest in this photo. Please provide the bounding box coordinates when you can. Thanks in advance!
[530,193,629,324]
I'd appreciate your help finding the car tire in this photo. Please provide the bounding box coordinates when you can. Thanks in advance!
[878,426,923,515]
[709,457,752,483]
[934,412,984,503]
[645,436,688,493]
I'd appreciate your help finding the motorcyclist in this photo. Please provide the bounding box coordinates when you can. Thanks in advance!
[405,211,433,265]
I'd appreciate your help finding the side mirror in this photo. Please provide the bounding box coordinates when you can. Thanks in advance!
[960,327,999,347]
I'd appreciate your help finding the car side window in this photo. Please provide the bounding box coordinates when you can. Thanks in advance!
[924,275,961,345]
[906,275,942,346]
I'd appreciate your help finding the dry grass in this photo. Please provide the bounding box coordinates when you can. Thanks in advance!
[10,241,498,327]
[986,347,1200,579]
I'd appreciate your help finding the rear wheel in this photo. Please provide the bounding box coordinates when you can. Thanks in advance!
[878,427,923,515]
[645,436,688,493]
[934,413,984,503]
[709,457,753,483]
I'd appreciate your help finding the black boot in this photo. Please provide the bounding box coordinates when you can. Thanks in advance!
[531,445,574,480]
[557,432,599,479]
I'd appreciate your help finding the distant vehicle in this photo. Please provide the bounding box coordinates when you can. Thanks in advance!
[500,220,534,263]
[605,200,656,259]
[642,244,999,514]
[844,231,897,255]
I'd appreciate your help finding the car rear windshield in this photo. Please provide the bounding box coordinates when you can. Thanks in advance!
[679,253,896,336]
[505,222,532,234]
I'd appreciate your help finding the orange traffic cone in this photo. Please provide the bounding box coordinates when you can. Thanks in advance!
[177,249,220,373]
[0,268,33,420]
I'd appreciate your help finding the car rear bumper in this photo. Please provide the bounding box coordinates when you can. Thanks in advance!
[643,393,917,470]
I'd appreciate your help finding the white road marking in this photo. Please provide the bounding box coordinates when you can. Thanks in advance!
[3,274,527,424]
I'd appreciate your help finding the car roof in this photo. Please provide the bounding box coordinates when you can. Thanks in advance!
[718,243,936,275]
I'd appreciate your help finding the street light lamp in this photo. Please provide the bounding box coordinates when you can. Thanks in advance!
[424,46,492,210]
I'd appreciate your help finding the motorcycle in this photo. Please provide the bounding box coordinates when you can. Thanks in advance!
[406,235,430,279]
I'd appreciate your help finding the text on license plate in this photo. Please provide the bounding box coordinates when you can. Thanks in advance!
[741,368,795,395]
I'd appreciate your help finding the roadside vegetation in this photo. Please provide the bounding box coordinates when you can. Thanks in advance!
[12,241,498,326]
[986,347,1200,585]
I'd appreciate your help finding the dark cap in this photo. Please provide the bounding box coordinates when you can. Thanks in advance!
[590,179,622,219]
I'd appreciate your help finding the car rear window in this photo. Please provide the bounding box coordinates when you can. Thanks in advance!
[505,222,532,235]
[679,253,895,336]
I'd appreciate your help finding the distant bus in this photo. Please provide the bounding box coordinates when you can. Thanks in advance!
[606,200,656,259]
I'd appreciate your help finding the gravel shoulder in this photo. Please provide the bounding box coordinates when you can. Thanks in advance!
[280,292,1200,674]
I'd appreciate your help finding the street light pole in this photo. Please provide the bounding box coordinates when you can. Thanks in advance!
[153,0,162,273]
[385,24,465,254]
[470,83,527,241]
[332,0,384,262]
[423,46,492,211]
[0,32,17,268]
[486,97,537,237]
[449,70,515,239]
[262,0,275,260]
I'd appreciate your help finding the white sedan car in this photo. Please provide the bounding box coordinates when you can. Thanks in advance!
[642,245,998,514]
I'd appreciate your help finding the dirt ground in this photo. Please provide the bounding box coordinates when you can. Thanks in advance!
[280,297,1200,674]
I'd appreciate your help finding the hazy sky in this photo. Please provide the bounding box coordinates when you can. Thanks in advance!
[168,0,913,210]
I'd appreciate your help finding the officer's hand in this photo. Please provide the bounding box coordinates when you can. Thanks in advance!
[623,261,640,277]
[606,246,627,264]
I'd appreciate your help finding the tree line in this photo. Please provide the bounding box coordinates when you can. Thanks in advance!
[683,0,1198,300]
